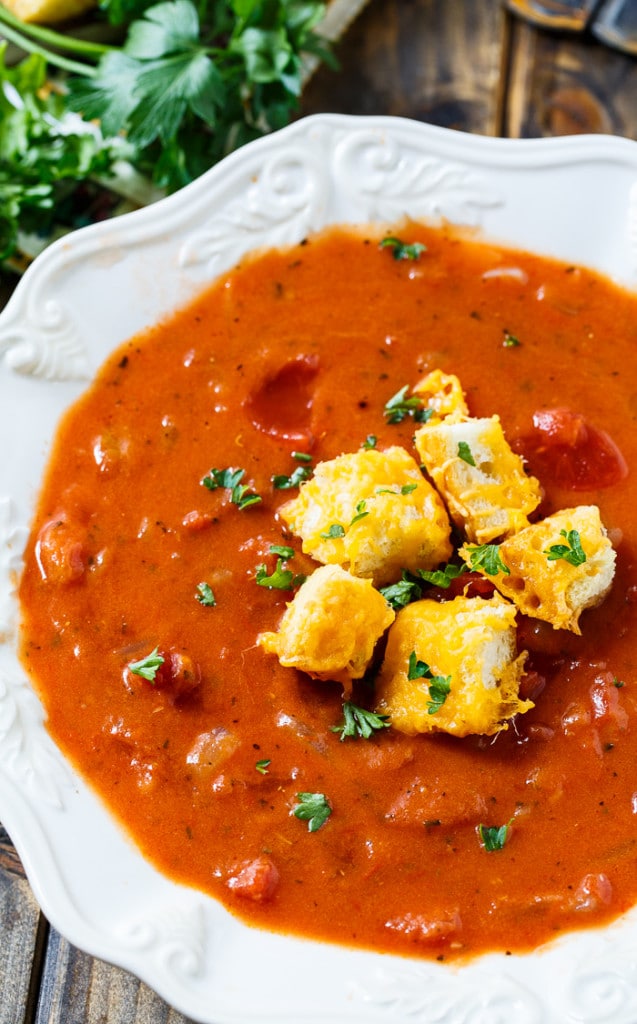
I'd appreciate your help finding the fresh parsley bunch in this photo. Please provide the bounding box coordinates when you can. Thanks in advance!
[0,0,333,259]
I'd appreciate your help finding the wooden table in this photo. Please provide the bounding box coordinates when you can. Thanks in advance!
[1,2,636,1021]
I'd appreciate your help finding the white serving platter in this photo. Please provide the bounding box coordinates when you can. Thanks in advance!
[1,114,637,1023]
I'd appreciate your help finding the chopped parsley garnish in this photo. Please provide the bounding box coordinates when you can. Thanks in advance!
[272,465,312,489]
[331,701,390,741]
[407,651,451,715]
[128,646,164,682]
[478,822,511,851]
[320,523,346,539]
[379,237,427,261]
[255,558,306,591]
[464,543,510,576]
[268,544,295,559]
[383,385,432,425]
[195,581,216,606]
[350,500,369,526]
[202,467,262,510]
[457,441,476,466]
[362,434,378,449]
[292,792,332,832]
[376,483,418,496]
[380,573,423,610]
[419,563,468,588]
[255,759,271,775]
[544,529,587,567]
[272,452,313,490]
[503,332,521,348]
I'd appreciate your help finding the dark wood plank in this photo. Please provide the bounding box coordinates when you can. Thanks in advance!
[301,0,506,136]
[0,828,46,1024]
[502,13,637,139]
[34,928,196,1024]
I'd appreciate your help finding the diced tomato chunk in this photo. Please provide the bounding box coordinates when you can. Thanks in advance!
[153,650,202,700]
[247,355,319,441]
[35,516,86,583]
[226,854,280,902]
[516,408,627,490]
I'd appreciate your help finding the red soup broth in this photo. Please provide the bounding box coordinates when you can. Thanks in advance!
[18,224,637,962]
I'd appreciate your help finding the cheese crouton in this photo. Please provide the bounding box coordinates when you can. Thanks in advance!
[374,594,531,738]
[258,564,394,691]
[280,447,452,586]
[463,505,616,634]
[412,369,468,423]
[414,415,541,543]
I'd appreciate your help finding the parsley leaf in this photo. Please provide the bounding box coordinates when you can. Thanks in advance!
[255,558,305,590]
[503,331,521,348]
[407,651,451,715]
[544,529,587,567]
[349,500,369,526]
[128,646,164,682]
[331,701,390,741]
[419,563,468,588]
[320,523,346,539]
[379,236,427,261]
[292,791,332,832]
[457,440,476,466]
[195,581,216,605]
[383,385,432,425]
[464,543,510,576]
[255,758,271,774]
[362,434,377,449]
[478,822,511,851]
[202,466,262,510]
[380,572,423,610]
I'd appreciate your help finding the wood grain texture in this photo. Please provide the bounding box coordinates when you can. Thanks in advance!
[301,0,505,135]
[501,12,637,138]
[0,828,45,1024]
[34,929,196,1024]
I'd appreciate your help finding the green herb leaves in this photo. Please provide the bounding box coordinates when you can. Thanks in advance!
[457,440,476,466]
[202,466,262,509]
[128,646,164,682]
[331,701,390,741]
[292,791,332,832]
[544,528,587,567]
[195,581,216,606]
[255,544,306,590]
[407,651,451,714]
[0,0,333,255]
[384,385,432,425]
[478,821,511,851]
[379,237,426,261]
[464,543,510,576]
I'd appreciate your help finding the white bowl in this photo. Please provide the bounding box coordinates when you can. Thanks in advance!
[1,115,637,1024]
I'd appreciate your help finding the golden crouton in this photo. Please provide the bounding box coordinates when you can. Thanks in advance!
[463,505,616,634]
[412,369,468,423]
[414,415,541,543]
[374,594,531,738]
[2,0,96,23]
[258,564,395,691]
[280,446,452,586]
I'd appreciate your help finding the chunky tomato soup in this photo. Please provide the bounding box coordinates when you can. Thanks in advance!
[18,224,637,961]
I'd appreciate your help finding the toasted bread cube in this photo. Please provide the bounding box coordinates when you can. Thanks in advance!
[280,446,452,586]
[463,505,616,634]
[2,0,96,22]
[258,564,395,691]
[374,594,530,738]
[412,369,468,423]
[414,415,541,543]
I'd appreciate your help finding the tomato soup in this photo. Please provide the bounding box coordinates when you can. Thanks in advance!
[18,224,637,961]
